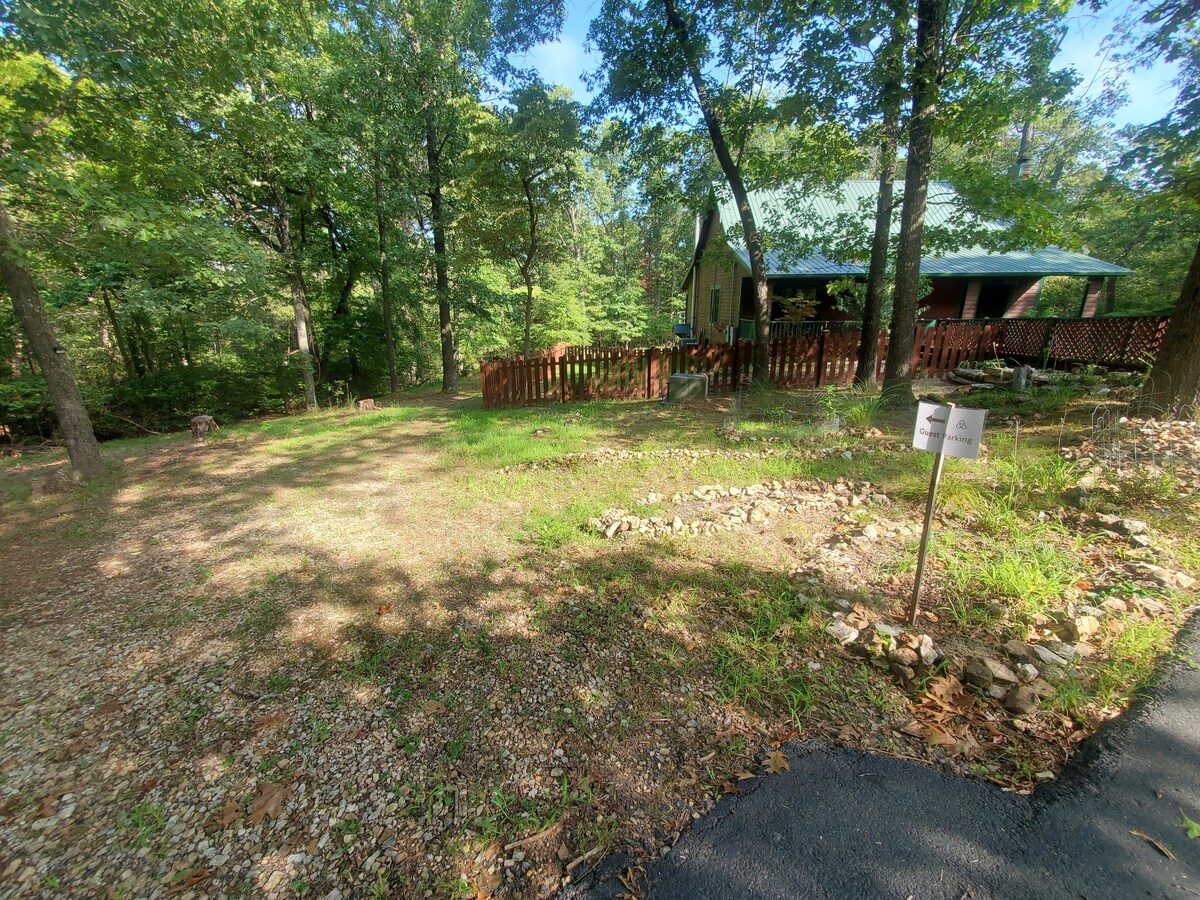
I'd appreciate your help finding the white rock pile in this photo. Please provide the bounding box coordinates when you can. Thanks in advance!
[591,479,886,539]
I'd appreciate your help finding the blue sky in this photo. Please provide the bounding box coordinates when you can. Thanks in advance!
[515,0,1181,129]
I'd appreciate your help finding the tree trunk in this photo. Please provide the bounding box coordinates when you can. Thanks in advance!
[522,270,534,359]
[855,4,907,388]
[374,162,400,393]
[425,107,456,393]
[856,142,896,388]
[663,0,771,383]
[179,315,194,367]
[134,316,155,373]
[882,0,944,406]
[101,289,136,378]
[1103,275,1117,315]
[522,178,539,360]
[0,197,105,478]
[269,173,318,410]
[1139,239,1200,417]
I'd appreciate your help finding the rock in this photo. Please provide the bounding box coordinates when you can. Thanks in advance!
[967,656,1019,688]
[873,622,903,640]
[887,647,920,668]
[1029,678,1056,698]
[1076,605,1107,619]
[1116,518,1149,536]
[1028,644,1070,668]
[1004,640,1039,664]
[1003,685,1039,715]
[841,451,853,461]
[857,523,880,542]
[963,658,995,691]
[917,634,938,667]
[889,663,916,683]
[1130,562,1196,591]
[825,620,859,645]
[1015,663,1039,683]
[1099,598,1128,615]
[1053,615,1099,642]
[1139,598,1168,617]
[604,521,621,538]
[1034,770,1056,783]
[748,508,767,524]
[1043,641,1081,662]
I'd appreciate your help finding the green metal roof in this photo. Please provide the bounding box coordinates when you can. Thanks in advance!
[715,181,1132,278]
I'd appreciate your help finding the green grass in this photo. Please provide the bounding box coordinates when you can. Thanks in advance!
[711,586,819,724]
[940,527,1079,620]
[125,802,168,850]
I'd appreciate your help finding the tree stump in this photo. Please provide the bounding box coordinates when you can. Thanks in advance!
[357,399,381,411]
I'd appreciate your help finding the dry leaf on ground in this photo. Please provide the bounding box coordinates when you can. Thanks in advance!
[763,750,790,775]
[217,799,242,827]
[247,782,292,825]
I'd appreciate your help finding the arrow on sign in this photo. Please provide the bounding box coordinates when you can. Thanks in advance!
[926,414,947,425]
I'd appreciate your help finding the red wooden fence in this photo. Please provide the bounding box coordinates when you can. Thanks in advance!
[480,316,1169,410]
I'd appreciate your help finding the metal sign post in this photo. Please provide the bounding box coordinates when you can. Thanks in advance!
[907,401,987,626]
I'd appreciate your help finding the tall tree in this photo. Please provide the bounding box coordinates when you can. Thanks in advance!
[1130,0,1200,415]
[882,0,944,404]
[856,0,909,386]
[592,0,784,380]
[469,85,581,357]
[0,198,105,477]
[880,0,1071,404]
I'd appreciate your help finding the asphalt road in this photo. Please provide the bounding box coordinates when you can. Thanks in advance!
[571,617,1200,899]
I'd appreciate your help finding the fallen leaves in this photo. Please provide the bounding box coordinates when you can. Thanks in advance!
[763,750,790,775]
[423,700,448,716]
[845,603,874,631]
[167,868,211,893]
[253,712,288,733]
[247,782,293,825]
[377,603,394,616]
[217,799,242,827]
[902,676,984,759]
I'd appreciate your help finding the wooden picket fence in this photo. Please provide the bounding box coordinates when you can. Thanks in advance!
[480,316,1170,410]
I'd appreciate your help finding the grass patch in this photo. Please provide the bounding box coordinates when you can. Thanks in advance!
[712,586,819,724]
[940,529,1079,621]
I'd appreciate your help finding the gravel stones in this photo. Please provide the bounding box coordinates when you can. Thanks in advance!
[591,479,888,540]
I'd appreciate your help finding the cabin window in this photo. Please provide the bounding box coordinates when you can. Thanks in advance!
[709,286,721,324]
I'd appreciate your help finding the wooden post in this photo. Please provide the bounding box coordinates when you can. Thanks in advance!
[908,443,946,627]
[815,328,829,387]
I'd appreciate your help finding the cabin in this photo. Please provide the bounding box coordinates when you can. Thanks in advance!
[681,181,1132,345]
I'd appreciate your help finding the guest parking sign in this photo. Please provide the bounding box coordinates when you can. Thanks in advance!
[912,401,986,459]
[906,401,987,625]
